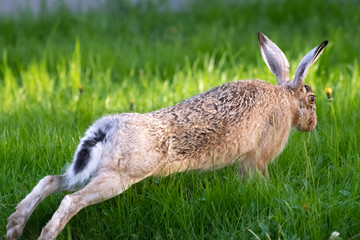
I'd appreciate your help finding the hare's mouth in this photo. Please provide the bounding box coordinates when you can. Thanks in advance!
[297,123,317,132]
[297,125,308,132]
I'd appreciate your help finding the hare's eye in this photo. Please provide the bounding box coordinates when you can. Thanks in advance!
[309,95,315,104]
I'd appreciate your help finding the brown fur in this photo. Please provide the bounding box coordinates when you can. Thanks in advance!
[149,80,309,176]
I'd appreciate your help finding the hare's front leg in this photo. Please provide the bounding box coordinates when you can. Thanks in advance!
[38,171,142,240]
[238,151,270,179]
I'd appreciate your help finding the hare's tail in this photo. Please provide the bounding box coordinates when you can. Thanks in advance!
[65,119,115,188]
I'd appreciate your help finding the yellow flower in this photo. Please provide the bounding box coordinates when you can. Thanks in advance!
[325,87,333,102]
[78,84,83,95]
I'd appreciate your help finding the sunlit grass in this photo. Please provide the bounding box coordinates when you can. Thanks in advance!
[1,0,360,239]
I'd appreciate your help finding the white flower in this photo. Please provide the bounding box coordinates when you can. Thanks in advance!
[329,231,341,240]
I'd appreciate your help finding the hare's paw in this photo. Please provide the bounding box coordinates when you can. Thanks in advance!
[6,211,27,240]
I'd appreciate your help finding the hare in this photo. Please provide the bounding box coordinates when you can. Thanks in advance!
[6,32,328,240]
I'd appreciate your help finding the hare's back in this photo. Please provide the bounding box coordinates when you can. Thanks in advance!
[152,80,275,126]
[149,80,280,166]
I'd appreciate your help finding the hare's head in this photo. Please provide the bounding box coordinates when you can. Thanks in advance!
[258,32,328,132]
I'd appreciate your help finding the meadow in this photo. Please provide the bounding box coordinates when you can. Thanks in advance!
[1,0,360,239]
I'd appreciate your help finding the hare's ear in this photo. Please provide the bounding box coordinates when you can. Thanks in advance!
[289,40,328,90]
[258,32,290,85]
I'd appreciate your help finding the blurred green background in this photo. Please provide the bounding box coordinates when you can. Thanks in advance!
[1,0,360,239]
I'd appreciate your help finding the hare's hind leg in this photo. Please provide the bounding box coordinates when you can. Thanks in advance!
[38,171,140,240]
[6,174,71,240]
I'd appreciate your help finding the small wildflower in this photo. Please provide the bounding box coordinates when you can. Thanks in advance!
[78,84,83,95]
[302,204,308,211]
[325,87,333,102]
[129,98,135,111]
[329,231,342,240]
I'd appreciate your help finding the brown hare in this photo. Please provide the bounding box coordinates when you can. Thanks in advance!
[6,32,328,239]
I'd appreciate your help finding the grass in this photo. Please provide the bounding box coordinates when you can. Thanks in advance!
[1,0,360,239]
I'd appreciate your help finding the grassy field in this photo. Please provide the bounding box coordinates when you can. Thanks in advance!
[1,0,360,239]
